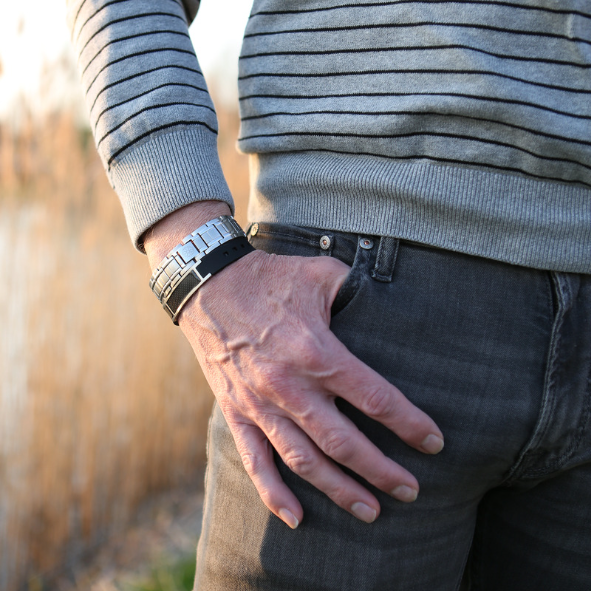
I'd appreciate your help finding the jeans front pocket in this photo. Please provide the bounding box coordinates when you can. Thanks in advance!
[247,221,371,318]
[330,236,374,318]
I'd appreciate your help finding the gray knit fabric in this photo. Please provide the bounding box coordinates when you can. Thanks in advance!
[66,0,234,248]
[67,0,591,271]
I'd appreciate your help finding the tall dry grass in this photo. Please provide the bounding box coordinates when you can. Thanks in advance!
[0,105,249,590]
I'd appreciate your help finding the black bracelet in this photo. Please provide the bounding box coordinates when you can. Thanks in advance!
[149,216,254,324]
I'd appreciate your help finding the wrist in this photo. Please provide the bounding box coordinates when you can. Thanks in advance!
[144,200,232,271]
[148,210,254,324]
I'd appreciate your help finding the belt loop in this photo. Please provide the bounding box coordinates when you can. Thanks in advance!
[371,237,399,283]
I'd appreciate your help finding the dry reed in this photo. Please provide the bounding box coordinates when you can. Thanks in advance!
[0,103,249,590]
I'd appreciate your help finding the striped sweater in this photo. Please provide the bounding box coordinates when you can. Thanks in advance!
[67,0,591,272]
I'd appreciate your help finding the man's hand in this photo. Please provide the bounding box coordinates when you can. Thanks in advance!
[145,202,444,529]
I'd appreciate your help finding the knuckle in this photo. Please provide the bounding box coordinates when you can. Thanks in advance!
[283,448,317,478]
[397,413,429,442]
[256,364,283,390]
[362,385,395,418]
[257,487,275,508]
[290,333,327,371]
[257,363,296,397]
[328,485,353,508]
[371,470,396,491]
[321,428,354,462]
[240,451,263,478]
[400,412,425,433]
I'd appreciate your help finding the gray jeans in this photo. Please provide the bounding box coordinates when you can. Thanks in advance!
[194,222,591,591]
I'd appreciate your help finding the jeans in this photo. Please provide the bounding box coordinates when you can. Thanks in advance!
[194,222,591,591]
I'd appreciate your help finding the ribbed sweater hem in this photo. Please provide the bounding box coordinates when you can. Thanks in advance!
[110,126,233,251]
[248,152,591,274]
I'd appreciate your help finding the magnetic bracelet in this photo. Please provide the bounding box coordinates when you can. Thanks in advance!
[149,215,254,324]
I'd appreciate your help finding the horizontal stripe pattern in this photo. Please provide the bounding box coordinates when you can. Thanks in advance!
[67,0,233,249]
[67,0,591,265]
[238,0,591,187]
[240,44,591,70]
[68,0,218,171]
[242,21,591,47]
[248,1,591,20]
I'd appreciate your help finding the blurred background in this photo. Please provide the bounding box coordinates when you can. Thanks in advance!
[0,1,253,589]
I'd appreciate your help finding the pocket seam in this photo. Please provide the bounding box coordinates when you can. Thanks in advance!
[331,243,370,318]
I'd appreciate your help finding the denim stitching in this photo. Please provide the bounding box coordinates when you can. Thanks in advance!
[331,240,369,317]
[519,275,590,477]
[523,365,591,477]
[503,272,566,484]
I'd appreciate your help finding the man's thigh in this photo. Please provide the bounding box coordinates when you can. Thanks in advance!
[470,463,591,591]
[194,223,578,591]
[468,267,591,591]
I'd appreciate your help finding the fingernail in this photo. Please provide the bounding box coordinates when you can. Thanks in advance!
[392,485,418,503]
[351,502,377,523]
[420,434,444,454]
[279,508,299,529]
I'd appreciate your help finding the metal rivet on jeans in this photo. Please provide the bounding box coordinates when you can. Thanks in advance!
[320,235,331,250]
[359,237,374,250]
[250,222,259,237]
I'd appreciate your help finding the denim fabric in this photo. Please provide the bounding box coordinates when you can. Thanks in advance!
[194,222,591,591]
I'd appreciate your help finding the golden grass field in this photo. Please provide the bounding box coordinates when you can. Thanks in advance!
[0,105,249,591]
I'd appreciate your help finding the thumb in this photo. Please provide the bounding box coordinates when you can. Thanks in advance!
[306,255,352,322]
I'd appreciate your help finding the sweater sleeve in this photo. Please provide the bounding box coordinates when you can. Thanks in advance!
[66,0,233,251]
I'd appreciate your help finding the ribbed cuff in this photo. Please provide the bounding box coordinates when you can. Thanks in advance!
[109,126,234,251]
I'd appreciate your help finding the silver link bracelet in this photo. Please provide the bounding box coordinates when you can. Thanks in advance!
[149,215,252,324]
